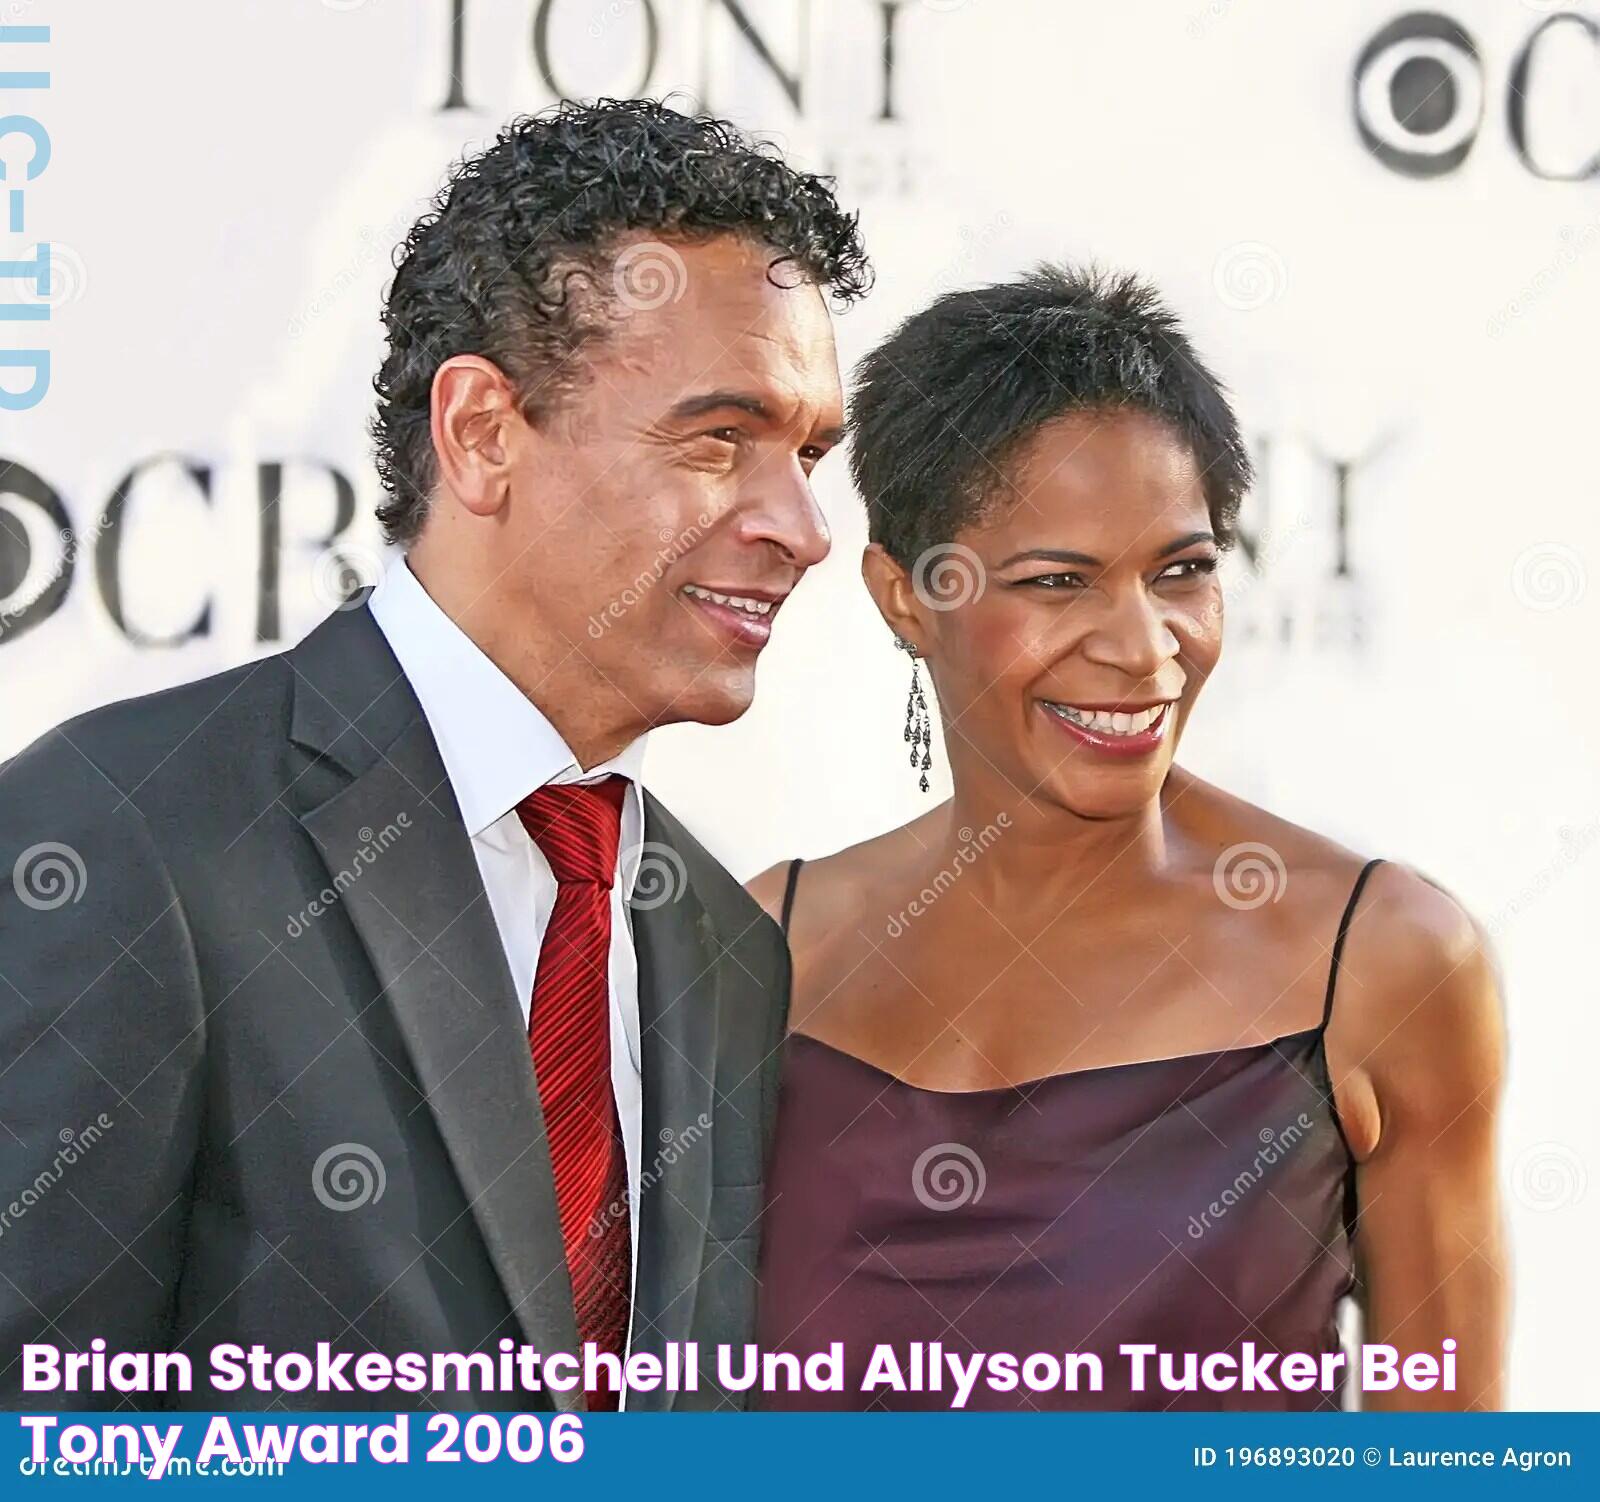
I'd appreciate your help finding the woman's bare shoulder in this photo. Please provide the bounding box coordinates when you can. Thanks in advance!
[745,805,955,933]
[745,859,800,927]
[1330,858,1504,1095]
[1158,770,1382,934]
[1167,770,1500,1102]
[1165,763,1373,881]
[1169,767,1491,974]
[1168,765,1506,1149]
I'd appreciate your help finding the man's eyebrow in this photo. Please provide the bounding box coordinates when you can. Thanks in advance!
[663,391,847,446]
[663,391,772,423]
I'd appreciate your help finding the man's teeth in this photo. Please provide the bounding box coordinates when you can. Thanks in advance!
[682,584,774,616]
[1044,701,1168,736]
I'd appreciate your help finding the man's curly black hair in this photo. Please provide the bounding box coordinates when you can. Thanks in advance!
[850,263,1253,569]
[370,97,872,544]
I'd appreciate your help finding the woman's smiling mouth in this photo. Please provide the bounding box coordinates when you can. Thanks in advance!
[1039,699,1173,756]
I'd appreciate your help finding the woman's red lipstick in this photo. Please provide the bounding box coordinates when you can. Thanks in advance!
[1038,699,1172,759]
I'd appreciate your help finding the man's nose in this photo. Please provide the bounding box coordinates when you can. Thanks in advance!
[737,465,832,568]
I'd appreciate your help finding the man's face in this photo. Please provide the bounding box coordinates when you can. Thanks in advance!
[495,233,843,730]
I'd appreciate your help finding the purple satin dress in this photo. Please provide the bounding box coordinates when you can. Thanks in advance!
[753,858,1381,1412]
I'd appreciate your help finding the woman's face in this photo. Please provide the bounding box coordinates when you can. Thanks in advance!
[912,408,1223,820]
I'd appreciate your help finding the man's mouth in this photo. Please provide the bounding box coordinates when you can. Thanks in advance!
[681,584,777,617]
[680,583,786,649]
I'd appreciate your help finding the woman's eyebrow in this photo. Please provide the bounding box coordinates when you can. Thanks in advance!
[994,532,1217,570]
[995,548,1100,569]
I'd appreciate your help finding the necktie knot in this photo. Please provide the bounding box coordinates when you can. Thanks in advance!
[516,775,627,887]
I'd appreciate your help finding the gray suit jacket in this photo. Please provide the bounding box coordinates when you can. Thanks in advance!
[0,602,789,1411]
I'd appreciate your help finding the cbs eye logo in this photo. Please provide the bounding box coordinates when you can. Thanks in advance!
[1354,9,1600,180]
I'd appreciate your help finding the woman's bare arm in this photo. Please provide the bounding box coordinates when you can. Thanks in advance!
[1326,862,1510,1411]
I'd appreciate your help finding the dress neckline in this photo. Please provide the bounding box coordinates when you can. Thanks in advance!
[784,1024,1324,1098]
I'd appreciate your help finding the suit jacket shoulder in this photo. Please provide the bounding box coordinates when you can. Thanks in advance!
[4,651,295,809]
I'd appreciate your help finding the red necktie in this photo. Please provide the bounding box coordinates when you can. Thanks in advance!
[517,775,631,1411]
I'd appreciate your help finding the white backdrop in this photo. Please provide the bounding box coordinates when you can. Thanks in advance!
[3,0,1597,1408]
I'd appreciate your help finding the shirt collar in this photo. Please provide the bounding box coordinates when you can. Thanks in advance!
[366,557,649,889]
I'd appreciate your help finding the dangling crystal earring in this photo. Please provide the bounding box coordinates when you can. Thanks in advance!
[895,636,933,793]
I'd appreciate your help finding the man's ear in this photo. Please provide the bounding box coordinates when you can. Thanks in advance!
[862,543,927,654]
[429,354,519,520]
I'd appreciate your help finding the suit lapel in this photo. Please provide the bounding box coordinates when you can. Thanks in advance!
[289,605,581,1404]
[627,794,721,1411]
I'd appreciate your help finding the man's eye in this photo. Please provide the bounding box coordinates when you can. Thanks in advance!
[705,427,742,445]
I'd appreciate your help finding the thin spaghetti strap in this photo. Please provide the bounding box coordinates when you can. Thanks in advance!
[1321,857,1386,1030]
[779,857,806,937]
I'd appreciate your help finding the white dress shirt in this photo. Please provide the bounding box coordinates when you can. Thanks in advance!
[367,557,645,1380]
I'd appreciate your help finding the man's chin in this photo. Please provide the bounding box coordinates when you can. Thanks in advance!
[654,665,758,729]
[683,686,757,728]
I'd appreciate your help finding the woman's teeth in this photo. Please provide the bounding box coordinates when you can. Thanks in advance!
[682,584,774,616]
[1043,701,1168,736]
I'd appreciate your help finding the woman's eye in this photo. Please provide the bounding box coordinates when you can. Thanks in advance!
[1018,573,1083,590]
[1158,556,1219,583]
